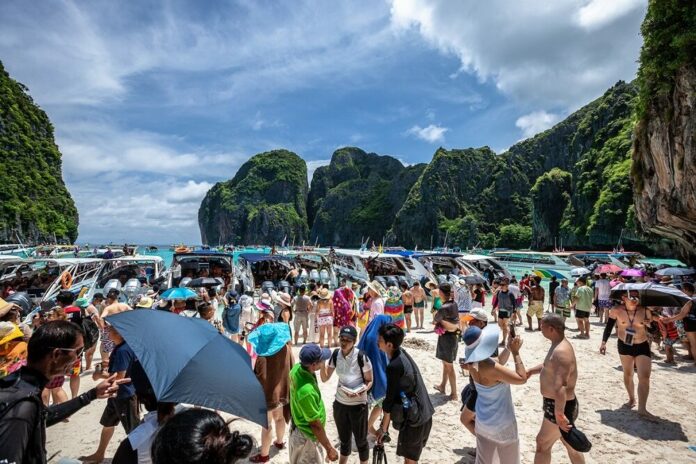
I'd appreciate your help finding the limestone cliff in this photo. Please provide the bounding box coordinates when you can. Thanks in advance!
[198,150,309,245]
[0,60,79,243]
[308,147,425,247]
[631,1,696,264]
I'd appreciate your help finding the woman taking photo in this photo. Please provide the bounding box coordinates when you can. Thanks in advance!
[461,325,527,464]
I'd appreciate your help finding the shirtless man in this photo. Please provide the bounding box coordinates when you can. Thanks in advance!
[411,281,426,330]
[599,290,654,418]
[528,314,584,464]
[400,282,414,332]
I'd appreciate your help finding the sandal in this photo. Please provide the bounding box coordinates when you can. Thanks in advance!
[273,441,286,450]
[249,454,270,463]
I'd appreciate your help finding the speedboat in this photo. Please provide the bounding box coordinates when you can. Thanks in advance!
[335,249,433,288]
[0,244,33,257]
[488,251,571,280]
[412,252,489,285]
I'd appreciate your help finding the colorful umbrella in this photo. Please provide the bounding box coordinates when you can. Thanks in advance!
[620,268,645,277]
[596,264,622,274]
[160,287,198,300]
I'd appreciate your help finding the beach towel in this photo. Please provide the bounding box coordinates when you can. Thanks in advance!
[384,297,405,328]
[357,315,391,401]
[332,287,355,328]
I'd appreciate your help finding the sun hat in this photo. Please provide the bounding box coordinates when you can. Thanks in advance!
[463,325,500,364]
[0,321,23,345]
[386,286,402,301]
[425,281,438,290]
[0,298,17,318]
[318,288,331,300]
[339,325,358,341]
[366,280,385,296]
[256,299,273,312]
[136,296,154,308]
[74,297,90,309]
[247,323,291,357]
[277,292,292,307]
[299,343,332,365]
[463,308,489,323]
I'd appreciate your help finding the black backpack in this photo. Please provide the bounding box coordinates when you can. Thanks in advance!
[330,348,366,383]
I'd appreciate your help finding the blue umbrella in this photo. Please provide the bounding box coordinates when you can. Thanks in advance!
[106,309,268,427]
[160,287,198,300]
[247,323,291,357]
[656,267,695,277]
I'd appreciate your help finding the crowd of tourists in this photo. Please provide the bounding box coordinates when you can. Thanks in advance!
[0,263,693,464]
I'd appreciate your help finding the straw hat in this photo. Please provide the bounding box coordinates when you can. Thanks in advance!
[136,296,154,308]
[0,298,17,318]
[366,280,385,296]
[318,288,331,300]
[0,321,23,345]
[463,325,500,364]
[277,292,292,307]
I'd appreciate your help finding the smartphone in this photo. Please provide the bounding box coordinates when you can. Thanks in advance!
[509,321,516,339]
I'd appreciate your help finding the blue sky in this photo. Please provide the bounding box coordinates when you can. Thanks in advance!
[0,0,647,244]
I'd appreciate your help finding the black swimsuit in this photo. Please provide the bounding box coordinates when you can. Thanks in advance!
[543,397,579,423]
[617,339,652,358]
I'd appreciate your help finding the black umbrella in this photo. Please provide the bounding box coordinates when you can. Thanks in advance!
[610,283,691,307]
[186,277,223,288]
[463,275,487,285]
[655,267,695,277]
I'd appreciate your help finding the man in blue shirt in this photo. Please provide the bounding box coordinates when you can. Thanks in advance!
[80,325,140,463]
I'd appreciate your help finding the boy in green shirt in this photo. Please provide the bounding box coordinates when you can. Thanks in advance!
[572,276,594,339]
[289,344,338,463]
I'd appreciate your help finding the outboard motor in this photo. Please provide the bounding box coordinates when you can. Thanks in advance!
[278,280,291,294]
[123,278,142,299]
[261,280,275,295]
[179,277,193,288]
[103,279,122,295]
[309,269,320,282]
[5,292,33,318]
[375,276,388,288]
[319,269,330,286]
[385,276,399,288]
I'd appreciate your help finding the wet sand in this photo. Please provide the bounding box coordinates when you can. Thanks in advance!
[47,306,696,463]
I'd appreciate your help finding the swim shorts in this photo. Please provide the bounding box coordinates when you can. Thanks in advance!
[555,306,571,318]
[498,309,511,320]
[617,339,651,358]
[527,301,544,318]
[404,305,413,314]
[543,397,579,424]
[597,299,613,309]
[575,309,590,319]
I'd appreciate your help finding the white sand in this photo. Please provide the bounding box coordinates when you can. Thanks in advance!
[47,306,696,463]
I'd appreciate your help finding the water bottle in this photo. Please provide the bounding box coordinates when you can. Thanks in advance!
[400,391,411,409]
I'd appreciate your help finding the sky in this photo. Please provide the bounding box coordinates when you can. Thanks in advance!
[0,0,648,244]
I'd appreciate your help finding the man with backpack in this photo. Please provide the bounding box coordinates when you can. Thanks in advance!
[0,321,126,464]
[320,326,373,464]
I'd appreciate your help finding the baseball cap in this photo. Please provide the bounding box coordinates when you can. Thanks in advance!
[339,326,358,341]
[463,308,489,323]
[299,344,331,365]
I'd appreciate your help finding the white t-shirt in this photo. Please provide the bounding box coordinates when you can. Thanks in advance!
[595,279,611,300]
[369,298,384,322]
[328,348,373,406]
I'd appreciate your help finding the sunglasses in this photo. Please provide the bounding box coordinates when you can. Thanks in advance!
[52,346,85,358]
[339,337,354,343]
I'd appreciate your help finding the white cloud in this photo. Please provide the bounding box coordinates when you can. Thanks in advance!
[515,111,562,138]
[407,124,448,143]
[577,0,645,30]
[165,180,214,204]
[389,0,647,110]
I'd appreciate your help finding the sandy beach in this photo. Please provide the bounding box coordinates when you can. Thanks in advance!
[47,305,696,464]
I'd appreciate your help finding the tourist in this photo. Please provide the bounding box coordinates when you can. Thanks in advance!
[222,290,242,342]
[426,281,442,315]
[316,288,334,348]
[554,279,572,322]
[356,288,371,337]
[455,278,473,331]
[0,321,126,464]
[400,282,414,332]
[239,292,256,343]
[274,292,293,330]
[509,277,523,327]
[356,314,390,437]
[151,409,253,464]
[659,282,696,364]
[288,344,339,463]
[384,286,405,329]
[572,277,593,339]
[0,320,27,378]
[410,281,426,329]
[527,314,586,464]
[367,280,385,322]
[594,273,612,324]
[320,326,373,464]
[332,286,356,344]
[80,325,140,463]
[472,283,485,309]
[292,285,311,345]
[548,276,559,314]
[433,283,459,401]
[494,279,516,346]
[462,325,527,464]
[376,324,434,464]
[198,303,224,333]
[74,296,102,371]
[600,290,655,418]
[56,290,84,398]
[248,324,294,463]
[526,276,545,331]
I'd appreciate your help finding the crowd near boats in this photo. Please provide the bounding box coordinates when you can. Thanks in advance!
[0,242,694,464]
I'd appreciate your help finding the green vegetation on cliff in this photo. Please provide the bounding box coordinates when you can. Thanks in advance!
[198,150,308,245]
[0,60,78,243]
[308,147,425,247]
